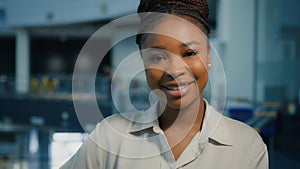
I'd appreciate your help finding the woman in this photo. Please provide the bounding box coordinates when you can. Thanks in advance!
[61,0,268,168]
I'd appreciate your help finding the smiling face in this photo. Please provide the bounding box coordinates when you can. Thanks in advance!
[140,16,210,109]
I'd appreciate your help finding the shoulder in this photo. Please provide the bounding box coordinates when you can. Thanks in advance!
[93,113,134,135]
[222,116,262,141]
[205,105,268,168]
[102,113,132,126]
[221,115,266,151]
[206,105,263,146]
[221,116,269,167]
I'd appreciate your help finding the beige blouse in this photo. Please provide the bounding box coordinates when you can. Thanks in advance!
[60,101,268,169]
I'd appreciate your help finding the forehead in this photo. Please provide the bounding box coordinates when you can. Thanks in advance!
[142,15,207,45]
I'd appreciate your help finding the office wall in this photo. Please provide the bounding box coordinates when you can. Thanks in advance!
[217,0,256,107]
[256,0,300,103]
[2,0,138,27]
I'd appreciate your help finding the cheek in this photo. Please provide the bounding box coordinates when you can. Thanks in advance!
[145,69,164,89]
[188,57,208,75]
[188,58,209,86]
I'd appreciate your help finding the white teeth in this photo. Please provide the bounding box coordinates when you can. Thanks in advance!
[165,85,187,90]
[168,86,179,90]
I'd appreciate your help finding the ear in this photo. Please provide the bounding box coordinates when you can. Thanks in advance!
[207,49,211,69]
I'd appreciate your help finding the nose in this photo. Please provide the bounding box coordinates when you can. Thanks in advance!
[165,56,187,78]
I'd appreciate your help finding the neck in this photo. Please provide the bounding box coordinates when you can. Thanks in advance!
[158,97,206,132]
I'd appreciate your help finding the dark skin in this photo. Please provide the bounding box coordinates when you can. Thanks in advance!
[160,100,206,160]
[141,16,210,160]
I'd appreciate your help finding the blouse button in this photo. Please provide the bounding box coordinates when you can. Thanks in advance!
[153,126,163,134]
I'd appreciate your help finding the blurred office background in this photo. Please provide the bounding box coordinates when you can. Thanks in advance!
[0,0,299,168]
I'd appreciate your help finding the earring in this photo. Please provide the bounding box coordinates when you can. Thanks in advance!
[208,63,211,68]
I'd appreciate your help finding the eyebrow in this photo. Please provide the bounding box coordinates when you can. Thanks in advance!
[181,41,202,47]
[147,46,166,50]
[146,41,201,50]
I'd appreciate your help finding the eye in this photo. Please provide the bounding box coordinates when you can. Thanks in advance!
[183,50,199,57]
[151,54,166,62]
[141,48,167,63]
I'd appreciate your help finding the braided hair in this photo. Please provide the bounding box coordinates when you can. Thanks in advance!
[136,0,210,46]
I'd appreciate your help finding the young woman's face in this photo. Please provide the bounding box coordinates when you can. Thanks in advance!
[141,17,210,109]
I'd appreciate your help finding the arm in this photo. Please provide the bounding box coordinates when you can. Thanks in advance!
[249,143,269,169]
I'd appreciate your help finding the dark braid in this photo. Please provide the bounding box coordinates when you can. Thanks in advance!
[136,0,210,46]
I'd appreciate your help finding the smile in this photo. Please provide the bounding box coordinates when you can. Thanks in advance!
[161,81,195,97]
[162,83,190,90]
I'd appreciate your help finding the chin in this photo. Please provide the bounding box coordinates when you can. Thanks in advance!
[165,95,199,110]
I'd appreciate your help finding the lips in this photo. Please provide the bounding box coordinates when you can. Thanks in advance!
[162,83,190,90]
[161,81,195,97]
